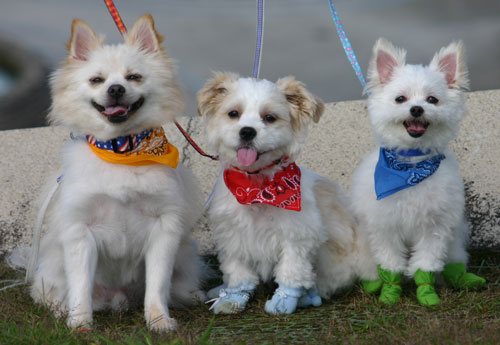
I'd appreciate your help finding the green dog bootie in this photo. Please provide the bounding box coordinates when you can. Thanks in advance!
[377,265,403,305]
[414,269,440,306]
[361,279,383,295]
[442,263,486,290]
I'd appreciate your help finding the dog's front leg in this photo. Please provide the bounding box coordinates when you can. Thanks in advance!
[407,228,452,306]
[275,241,315,289]
[144,217,181,333]
[63,224,98,329]
[265,241,316,314]
[407,228,450,276]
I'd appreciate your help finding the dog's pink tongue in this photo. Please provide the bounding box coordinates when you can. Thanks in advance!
[237,148,258,166]
[407,121,426,133]
[102,105,127,116]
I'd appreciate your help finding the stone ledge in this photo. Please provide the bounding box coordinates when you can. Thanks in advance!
[1,89,499,255]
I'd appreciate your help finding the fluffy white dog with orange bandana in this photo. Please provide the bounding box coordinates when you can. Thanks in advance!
[197,72,377,315]
[16,15,205,332]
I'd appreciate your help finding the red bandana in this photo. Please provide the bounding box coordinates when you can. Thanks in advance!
[223,162,302,211]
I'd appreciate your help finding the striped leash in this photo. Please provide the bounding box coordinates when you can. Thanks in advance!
[103,0,218,160]
[327,0,366,88]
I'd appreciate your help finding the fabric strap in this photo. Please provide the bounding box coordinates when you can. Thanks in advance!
[87,127,179,168]
[374,148,445,200]
[223,162,301,211]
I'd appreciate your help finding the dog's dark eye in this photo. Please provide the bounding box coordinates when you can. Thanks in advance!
[228,110,239,119]
[126,74,142,82]
[263,114,277,123]
[427,96,439,104]
[89,76,104,84]
[395,96,407,103]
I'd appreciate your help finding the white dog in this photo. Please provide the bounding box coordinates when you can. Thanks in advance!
[21,15,205,332]
[351,39,485,306]
[197,73,376,314]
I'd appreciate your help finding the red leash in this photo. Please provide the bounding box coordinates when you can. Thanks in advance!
[102,0,218,161]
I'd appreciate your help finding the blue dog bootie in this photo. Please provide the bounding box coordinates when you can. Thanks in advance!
[297,287,322,308]
[206,282,255,314]
[265,283,307,315]
[206,283,227,300]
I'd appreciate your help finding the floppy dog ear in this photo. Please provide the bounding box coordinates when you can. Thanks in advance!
[429,41,469,90]
[366,38,406,91]
[125,14,163,53]
[68,19,103,61]
[276,76,324,131]
[197,72,239,116]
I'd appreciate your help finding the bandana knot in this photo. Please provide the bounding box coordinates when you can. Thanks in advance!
[374,148,445,200]
[223,162,302,211]
[86,127,179,167]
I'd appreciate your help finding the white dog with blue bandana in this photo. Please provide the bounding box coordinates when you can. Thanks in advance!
[351,39,485,306]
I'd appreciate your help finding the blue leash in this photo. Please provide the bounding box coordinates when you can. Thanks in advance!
[252,0,264,79]
[328,0,366,88]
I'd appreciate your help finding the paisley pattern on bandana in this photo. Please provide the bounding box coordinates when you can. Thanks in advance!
[374,148,445,200]
[86,128,179,167]
[223,163,302,211]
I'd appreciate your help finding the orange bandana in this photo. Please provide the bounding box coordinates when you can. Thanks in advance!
[87,128,179,168]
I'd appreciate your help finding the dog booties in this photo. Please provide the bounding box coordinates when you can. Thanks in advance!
[207,283,227,300]
[442,263,486,290]
[207,282,255,314]
[265,283,314,315]
[414,269,440,306]
[361,279,383,295]
[297,287,322,308]
[377,265,403,305]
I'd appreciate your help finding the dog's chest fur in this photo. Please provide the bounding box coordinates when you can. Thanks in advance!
[209,167,327,279]
[352,149,465,241]
[52,140,188,260]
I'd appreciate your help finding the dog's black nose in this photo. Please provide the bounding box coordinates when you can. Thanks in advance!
[239,127,257,141]
[108,84,126,99]
[410,106,424,117]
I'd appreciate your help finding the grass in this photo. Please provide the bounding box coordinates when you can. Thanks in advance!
[1,253,500,345]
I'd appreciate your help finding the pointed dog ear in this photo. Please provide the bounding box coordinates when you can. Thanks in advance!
[276,76,324,131]
[365,38,406,93]
[125,14,163,53]
[197,72,239,116]
[429,41,469,90]
[67,19,103,61]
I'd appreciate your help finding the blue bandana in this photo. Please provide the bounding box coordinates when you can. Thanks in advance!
[374,148,445,200]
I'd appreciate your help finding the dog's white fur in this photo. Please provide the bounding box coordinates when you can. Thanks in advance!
[198,73,376,298]
[28,15,204,332]
[351,38,470,277]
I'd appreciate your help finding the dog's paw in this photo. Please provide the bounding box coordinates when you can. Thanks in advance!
[207,284,253,314]
[297,287,322,308]
[145,304,177,333]
[265,284,305,315]
[66,313,92,330]
[207,284,227,300]
[148,315,178,333]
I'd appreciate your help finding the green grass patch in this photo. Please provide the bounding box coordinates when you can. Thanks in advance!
[1,253,500,344]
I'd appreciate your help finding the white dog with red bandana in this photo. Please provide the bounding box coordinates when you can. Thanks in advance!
[16,15,205,332]
[197,72,377,314]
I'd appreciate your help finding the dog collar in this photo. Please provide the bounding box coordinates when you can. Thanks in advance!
[374,148,445,200]
[223,160,302,211]
[86,127,179,168]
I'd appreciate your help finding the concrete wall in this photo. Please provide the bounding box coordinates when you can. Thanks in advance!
[1,89,499,256]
